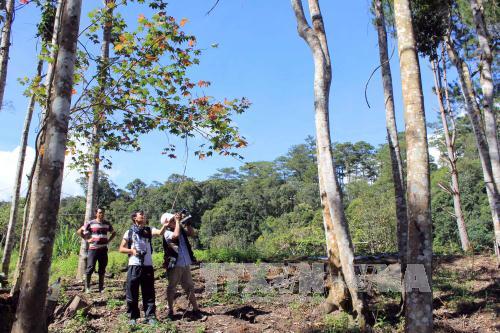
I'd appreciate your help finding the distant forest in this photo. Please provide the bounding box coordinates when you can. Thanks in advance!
[1,116,492,260]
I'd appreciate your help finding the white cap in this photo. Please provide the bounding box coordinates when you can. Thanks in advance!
[161,212,174,224]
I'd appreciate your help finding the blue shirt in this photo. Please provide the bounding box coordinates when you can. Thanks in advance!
[164,230,192,267]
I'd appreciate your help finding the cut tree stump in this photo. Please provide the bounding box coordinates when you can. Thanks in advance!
[52,295,89,324]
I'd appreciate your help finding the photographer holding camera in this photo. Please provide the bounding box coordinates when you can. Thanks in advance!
[161,210,204,320]
[119,210,168,324]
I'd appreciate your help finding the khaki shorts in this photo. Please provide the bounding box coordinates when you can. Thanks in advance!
[167,265,194,293]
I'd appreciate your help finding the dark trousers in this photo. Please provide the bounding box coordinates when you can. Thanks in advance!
[86,248,108,275]
[126,265,156,319]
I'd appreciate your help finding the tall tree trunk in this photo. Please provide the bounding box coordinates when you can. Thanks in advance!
[9,0,64,298]
[11,0,83,331]
[318,170,349,313]
[430,55,470,252]
[469,0,500,256]
[0,59,44,279]
[291,0,369,328]
[445,36,500,258]
[373,0,408,278]
[76,0,113,281]
[469,0,499,190]
[9,194,30,296]
[393,0,433,332]
[0,0,14,110]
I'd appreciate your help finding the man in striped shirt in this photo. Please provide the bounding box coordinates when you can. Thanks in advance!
[77,207,116,293]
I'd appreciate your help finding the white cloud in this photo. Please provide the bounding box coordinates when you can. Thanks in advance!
[428,145,442,166]
[0,146,84,202]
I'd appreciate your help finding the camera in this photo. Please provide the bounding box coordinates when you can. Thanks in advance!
[179,208,192,226]
[136,249,147,264]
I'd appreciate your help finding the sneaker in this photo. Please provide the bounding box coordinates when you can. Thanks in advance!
[191,310,208,321]
[147,318,158,325]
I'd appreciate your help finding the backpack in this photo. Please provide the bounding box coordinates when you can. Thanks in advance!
[162,234,178,270]
[127,226,153,254]
[162,227,196,270]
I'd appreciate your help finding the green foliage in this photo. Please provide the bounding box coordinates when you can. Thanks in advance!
[67,2,250,171]
[346,180,398,254]
[36,0,57,43]
[430,116,493,253]
[106,298,124,310]
[434,268,477,312]
[0,200,25,252]
[333,141,378,186]
[77,172,119,209]
[106,251,129,275]
[194,326,206,333]
[201,291,242,306]
[127,318,178,333]
[126,178,147,198]
[53,224,81,258]
[194,247,259,263]
[323,312,360,333]
[50,254,78,282]
[255,204,325,259]
[44,131,496,262]
[411,0,450,58]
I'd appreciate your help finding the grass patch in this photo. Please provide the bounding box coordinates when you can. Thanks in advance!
[434,268,478,313]
[202,291,242,306]
[129,320,178,333]
[55,309,95,333]
[152,252,164,267]
[107,251,129,275]
[194,326,206,333]
[323,312,360,333]
[194,247,260,263]
[107,298,124,310]
[112,314,178,333]
[50,254,78,282]
[1,250,19,285]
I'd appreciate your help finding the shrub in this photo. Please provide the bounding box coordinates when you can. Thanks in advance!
[107,251,129,275]
[53,225,81,258]
[194,247,260,263]
[323,312,360,333]
[50,254,78,282]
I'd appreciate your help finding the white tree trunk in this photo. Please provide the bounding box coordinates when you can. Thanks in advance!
[393,0,433,332]
[446,36,500,258]
[431,57,470,252]
[0,0,14,110]
[0,59,43,279]
[291,0,368,328]
[11,0,83,331]
[373,0,408,275]
[469,0,499,191]
[469,0,500,256]
[9,0,64,298]
[76,0,113,280]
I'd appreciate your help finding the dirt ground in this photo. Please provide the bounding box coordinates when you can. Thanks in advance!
[1,254,498,332]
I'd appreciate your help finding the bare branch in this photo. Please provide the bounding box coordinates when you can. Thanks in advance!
[291,0,314,45]
[437,182,452,195]
[206,0,221,16]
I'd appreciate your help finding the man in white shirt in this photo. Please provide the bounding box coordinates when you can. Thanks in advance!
[161,211,203,319]
[119,210,167,324]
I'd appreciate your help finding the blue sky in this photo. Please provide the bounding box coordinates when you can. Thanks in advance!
[0,0,440,199]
